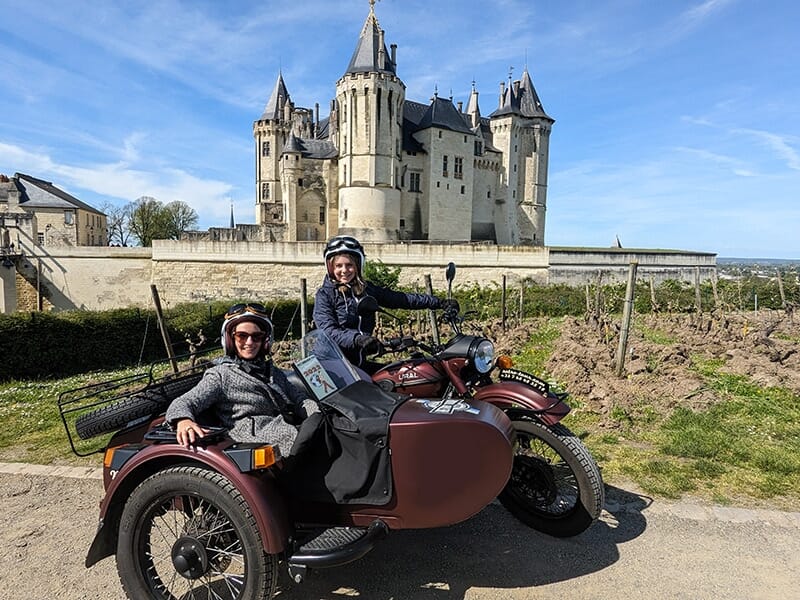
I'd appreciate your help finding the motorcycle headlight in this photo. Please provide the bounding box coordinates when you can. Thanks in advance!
[470,339,495,374]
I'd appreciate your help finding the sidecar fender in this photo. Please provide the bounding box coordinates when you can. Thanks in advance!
[86,444,290,567]
[473,381,570,426]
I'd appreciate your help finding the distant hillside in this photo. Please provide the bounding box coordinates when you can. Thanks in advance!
[718,257,800,266]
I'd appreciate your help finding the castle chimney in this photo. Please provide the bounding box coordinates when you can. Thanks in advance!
[457,101,463,112]
[378,29,385,69]
[390,43,397,66]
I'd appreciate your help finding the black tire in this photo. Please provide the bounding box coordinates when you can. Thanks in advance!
[74,372,202,440]
[498,419,604,537]
[116,466,277,600]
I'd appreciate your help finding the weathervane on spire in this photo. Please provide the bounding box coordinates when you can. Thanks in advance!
[369,0,380,10]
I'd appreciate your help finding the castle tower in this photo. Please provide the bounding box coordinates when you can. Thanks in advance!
[489,67,553,245]
[280,133,303,241]
[334,1,405,242]
[253,72,292,227]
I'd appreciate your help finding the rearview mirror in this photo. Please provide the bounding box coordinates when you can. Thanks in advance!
[446,262,456,283]
[356,295,380,315]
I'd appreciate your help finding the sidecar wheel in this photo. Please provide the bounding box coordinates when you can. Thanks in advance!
[75,372,203,439]
[499,419,604,537]
[116,466,277,600]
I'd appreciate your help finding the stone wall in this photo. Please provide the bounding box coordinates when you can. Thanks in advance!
[0,240,717,313]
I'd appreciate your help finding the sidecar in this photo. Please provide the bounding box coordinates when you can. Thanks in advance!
[60,330,514,600]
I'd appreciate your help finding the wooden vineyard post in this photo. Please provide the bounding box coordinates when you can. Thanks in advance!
[151,284,178,374]
[615,262,638,377]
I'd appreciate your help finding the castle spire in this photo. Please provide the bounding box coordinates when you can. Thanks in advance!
[345,0,395,75]
[260,72,290,121]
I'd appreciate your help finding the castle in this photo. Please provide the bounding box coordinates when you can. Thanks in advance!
[252,0,553,246]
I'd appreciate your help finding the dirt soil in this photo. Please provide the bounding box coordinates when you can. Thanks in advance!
[486,308,800,508]
[533,309,800,415]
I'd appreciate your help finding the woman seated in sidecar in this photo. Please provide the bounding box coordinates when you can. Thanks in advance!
[165,302,318,457]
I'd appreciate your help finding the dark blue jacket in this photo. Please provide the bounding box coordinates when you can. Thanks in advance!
[313,277,441,367]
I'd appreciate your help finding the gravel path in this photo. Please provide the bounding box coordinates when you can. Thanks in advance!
[1,462,799,600]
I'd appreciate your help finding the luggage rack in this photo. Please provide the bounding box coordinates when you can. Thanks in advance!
[58,347,220,456]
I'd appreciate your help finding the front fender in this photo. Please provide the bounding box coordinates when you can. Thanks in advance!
[473,381,570,426]
[86,444,290,567]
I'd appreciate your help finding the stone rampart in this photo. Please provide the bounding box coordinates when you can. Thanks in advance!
[2,241,717,312]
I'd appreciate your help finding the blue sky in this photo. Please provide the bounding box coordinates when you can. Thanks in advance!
[1,0,798,259]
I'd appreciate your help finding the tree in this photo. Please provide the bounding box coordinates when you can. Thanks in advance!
[100,202,132,246]
[162,201,199,240]
[127,196,166,247]
[125,196,201,246]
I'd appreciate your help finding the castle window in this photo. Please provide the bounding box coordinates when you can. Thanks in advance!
[298,178,304,187]
[436,181,440,188]
[319,207,325,224]
[37,232,44,246]
[460,185,465,194]
[344,209,348,220]
[464,136,467,143]
[438,131,442,139]
[399,218,405,228]
[487,189,491,199]
[454,157,463,179]
[261,183,270,200]
[64,210,74,225]
[442,155,448,177]
[272,212,279,219]
[409,172,421,192]
[474,141,482,156]
[262,141,270,156]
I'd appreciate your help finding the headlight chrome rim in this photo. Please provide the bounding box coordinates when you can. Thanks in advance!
[470,339,495,374]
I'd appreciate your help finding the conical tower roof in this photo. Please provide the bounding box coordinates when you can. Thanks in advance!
[344,2,396,75]
[259,72,290,120]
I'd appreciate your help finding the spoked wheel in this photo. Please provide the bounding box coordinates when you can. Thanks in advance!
[498,419,604,537]
[116,466,277,600]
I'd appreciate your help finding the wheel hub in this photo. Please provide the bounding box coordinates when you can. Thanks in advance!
[513,455,558,505]
[171,536,209,579]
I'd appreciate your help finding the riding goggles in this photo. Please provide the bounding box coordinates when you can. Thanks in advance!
[325,236,363,254]
[224,303,269,320]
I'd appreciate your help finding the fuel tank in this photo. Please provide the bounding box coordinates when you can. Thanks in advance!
[372,357,452,397]
[347,397,514,529]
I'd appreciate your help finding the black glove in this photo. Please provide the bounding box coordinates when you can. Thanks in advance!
[354,334,381,355]
[439,298,460,318]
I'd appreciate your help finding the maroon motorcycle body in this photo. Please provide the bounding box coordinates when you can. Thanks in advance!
[64,328,516,600]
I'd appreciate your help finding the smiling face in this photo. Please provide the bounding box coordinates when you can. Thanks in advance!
[232,321,267,360]
[330,254,358,285]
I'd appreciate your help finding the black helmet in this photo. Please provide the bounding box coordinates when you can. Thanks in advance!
[323,235,365,271]
[220,303,273,357]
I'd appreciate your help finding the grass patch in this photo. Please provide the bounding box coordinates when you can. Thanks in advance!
[0,368,146,464]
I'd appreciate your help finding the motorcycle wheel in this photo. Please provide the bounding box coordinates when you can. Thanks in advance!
[116,465,277,600]
[498,419,604,537]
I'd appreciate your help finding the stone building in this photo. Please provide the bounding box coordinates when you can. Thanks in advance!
[253,1,553,245]
[0,172,108,248]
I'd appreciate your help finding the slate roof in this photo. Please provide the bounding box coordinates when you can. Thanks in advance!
[12,173,105,215]
[345,6,396,75]
[281,134,338,160]
[490,68,553,121]
[260,72,290,121]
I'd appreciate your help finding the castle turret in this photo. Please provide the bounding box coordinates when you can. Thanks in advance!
[489,66,553,245]
[253,72,292,226]
[334,1,405,242]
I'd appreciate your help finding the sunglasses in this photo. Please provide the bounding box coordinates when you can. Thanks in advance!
[225,303,269,319]
[233,331,267,343]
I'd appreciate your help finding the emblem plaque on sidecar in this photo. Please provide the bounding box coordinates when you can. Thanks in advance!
[415,398,480,415]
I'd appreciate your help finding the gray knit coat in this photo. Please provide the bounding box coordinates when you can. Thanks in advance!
[165,357,317,457]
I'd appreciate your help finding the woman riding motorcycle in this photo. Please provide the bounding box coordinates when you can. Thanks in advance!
[313,235,458,373]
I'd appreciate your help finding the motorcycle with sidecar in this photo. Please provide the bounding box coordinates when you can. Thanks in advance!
[59,311,603,600]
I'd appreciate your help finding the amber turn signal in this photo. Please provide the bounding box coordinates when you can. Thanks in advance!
[496,355,514,370]
[253,445,278,469]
